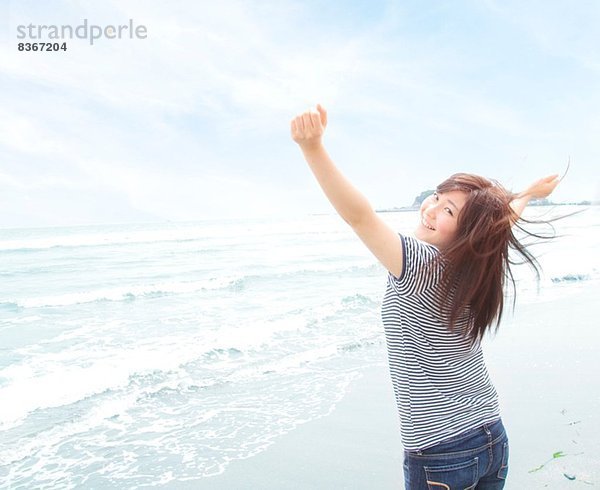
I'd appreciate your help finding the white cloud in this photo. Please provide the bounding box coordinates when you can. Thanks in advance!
[1,0,598,228]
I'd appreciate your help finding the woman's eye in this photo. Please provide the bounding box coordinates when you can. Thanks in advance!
[445,207,453,216]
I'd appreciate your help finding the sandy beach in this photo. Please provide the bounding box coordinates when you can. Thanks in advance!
[2,214,597,487]
[194,281,599,489]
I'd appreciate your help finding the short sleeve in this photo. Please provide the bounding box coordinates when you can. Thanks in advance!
[387,234,441,296]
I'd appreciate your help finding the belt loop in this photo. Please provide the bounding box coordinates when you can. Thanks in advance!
[483,423,492,438]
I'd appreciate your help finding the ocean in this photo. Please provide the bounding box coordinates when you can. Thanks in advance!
[1,206,597,488]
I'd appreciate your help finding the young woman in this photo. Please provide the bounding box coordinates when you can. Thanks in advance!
[290,104,561,490]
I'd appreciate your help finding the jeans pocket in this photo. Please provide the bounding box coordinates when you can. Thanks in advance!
[424,457,479,490]
[497,441,509,480]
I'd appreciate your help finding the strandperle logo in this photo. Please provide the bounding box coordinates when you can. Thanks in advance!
[16,19,148,45]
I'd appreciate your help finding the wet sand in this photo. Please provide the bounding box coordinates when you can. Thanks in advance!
[194,282,599,489]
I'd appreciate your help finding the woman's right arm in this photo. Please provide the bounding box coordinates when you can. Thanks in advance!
[291,105,404,278]
[510,174,560,221]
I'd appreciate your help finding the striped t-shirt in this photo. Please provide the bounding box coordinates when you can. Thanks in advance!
[381,234,501,452]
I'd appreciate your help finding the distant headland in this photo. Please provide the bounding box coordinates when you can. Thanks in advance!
[375,190,597,213]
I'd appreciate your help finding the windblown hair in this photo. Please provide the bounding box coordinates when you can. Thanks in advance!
[434,173,552,343]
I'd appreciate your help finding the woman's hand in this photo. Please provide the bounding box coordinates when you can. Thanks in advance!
[290,104,328,151]
[510,173,562,222]
[522,174,561,199]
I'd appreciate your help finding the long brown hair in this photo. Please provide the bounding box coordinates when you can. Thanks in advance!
[434,173,551,342]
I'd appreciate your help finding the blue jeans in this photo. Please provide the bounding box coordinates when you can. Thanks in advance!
[403,418,509,489]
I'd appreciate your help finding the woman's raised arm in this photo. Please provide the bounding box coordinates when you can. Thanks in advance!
[291,104,404,278]
[290,105,372,226]
[510,174,561,222]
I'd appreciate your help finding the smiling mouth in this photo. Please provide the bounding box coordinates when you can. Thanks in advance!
[421,217,435,230]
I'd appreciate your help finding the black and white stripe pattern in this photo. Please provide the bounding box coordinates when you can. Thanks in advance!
[381,234,501,451]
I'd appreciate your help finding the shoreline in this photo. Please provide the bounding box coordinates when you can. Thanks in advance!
[191,362,402,489]
[187,282,599,489]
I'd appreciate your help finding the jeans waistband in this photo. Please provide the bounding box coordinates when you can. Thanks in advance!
[407,417,504,455]
[440,417,503,445]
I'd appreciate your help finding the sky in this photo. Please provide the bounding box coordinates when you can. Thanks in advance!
[0,0,599,228]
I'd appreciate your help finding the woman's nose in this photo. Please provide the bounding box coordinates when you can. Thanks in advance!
[424,206,436,219]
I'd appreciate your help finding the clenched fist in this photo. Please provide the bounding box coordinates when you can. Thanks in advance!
[290,104,328,151]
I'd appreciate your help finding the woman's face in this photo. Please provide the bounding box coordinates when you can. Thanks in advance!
[414,190,468,249]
